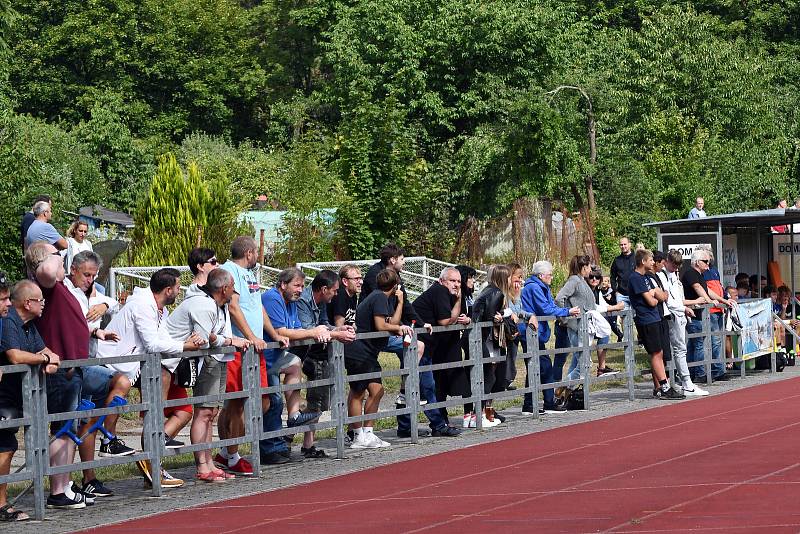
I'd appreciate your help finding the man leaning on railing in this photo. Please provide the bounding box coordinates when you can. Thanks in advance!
[1,279,61,520]
[165,268,250,482]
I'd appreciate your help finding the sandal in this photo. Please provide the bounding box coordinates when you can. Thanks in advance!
[0,504,30,522]
[301,446,328,459]
[212,468,235,480]
[195,471,226,483]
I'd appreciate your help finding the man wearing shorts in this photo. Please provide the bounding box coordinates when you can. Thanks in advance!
[347,269,413,449]
[628,249,683,400]
[166,269,249,482]
[295,270,356,458]
[217,237,288,472]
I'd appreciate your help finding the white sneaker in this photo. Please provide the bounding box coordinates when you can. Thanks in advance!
[350,433,380,449]
[365,431,391,448]
[481,415,501,428]
[395,393,427,406]
[682,382,709,397]
[463,414,476,428]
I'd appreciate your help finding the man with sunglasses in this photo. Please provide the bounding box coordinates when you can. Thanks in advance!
[1,280,61,518]
[682,249,734,383]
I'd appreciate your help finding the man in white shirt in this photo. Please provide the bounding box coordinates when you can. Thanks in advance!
[63,251,125,498]
[96,268,205,488]
[659,250,709,397]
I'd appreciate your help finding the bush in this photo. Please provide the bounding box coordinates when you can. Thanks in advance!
[0,112,103,280]
[129,154,250,267]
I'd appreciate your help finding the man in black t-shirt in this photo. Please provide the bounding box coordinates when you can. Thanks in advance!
[329,264,362,327]
[1,281,61,517]
[346,269,413,450]
[401,267,467,437]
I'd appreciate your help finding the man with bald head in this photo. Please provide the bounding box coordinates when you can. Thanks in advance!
[25,241,114,508]
[0,280,62,517]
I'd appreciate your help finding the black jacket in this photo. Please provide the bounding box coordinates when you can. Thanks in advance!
[611,252,636,296]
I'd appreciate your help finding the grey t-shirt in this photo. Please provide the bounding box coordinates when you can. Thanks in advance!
[555,275,596,330]
[25,220,62,248]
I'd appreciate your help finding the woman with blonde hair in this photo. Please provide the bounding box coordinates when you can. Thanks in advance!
[470,264,522,426]
[64,220,93,272]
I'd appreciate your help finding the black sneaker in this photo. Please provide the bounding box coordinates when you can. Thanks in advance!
[70,482,95,506]
[538,408,546,415]
[165,436,184,449]
[99,437,135,457]
[287,412,321,427]
[397,429,430,438]
[345,429,354,444]
[46,492,86,510]
[261,452,290,465]
[656,387,685,400]
[82,478,113,497]
[431,426,463,437]
[493,411,506,423]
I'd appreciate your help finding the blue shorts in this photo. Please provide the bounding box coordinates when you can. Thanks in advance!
[596,335,610,346]
[81,365,117,408]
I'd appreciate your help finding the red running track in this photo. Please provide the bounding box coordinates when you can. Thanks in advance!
[86,377,800,533]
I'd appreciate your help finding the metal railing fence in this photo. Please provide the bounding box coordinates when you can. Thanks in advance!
[0,305,779,520]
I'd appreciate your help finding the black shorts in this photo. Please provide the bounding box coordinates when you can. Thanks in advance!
[344,358,382,393]
[0,429,18,453]
[636,322,664,355]
[659,319,672,362]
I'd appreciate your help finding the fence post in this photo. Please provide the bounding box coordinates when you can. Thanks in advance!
[142,352,164,496]
[405,330,421,443]
[25,367,47,520]
[243,346,262,475]
[109,268,117,301]
[624,309,635,401]
[738,329,746,379]
[525,328,541,420]
[331,340,347,459]
[468,322,484,430]
[702,307,712,385]
[422,260,429,291]
[579,314,591,410]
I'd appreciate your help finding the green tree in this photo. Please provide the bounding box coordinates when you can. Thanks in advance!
[130,153,248,266]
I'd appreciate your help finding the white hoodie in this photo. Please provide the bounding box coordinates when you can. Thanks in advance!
[96,286,184,383]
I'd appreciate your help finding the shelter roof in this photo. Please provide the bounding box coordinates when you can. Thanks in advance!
[643,208,800,232]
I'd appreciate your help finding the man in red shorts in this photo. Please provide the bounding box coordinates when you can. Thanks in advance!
[216,237,289,474]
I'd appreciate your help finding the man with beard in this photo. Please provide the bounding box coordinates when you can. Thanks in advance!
[96,268,205,488]
[260,267,324,464]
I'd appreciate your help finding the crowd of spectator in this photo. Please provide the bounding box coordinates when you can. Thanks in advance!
[0,196,780,522]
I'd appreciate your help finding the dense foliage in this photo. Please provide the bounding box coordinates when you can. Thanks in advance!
[2,0,799,276]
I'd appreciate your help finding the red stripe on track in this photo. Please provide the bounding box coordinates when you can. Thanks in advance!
[84,377,800,534]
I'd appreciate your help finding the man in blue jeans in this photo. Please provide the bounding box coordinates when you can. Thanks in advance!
[520,261,580,413]
[682,249,735,381]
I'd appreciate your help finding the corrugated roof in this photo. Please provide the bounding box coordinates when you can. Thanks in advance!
[79,205,135,227]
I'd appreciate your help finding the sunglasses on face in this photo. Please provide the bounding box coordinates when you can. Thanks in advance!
[699,259,710,264]
[205,258,218,265]
[588,275,601,280]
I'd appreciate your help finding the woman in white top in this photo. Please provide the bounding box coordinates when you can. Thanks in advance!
[64,220,93,272]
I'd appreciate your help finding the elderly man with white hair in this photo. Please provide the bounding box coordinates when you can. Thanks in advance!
[520,261,580,414]
[681,248,734,383]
